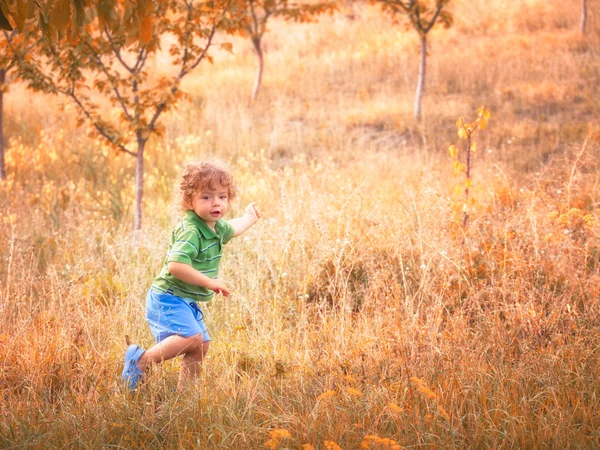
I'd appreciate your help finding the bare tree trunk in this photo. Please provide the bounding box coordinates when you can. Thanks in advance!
[134,136,146,230]
[580,0,587,34]
[0,68,5,180]
[414,35,427,121]
[251,36,264,103]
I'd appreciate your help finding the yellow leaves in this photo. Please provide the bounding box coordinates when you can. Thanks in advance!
[270,429,291,439]
[2,213,17,225]
[220,42,234,53]
[263,429,346,450]
[410,376,438,399]
[477,105,491,129]
[437,405,450,420]
[448,145,457,158]
[453,160,465,174]
[548,208,596,235]
[449,106,491,229]
[457,122,468,140]
[346,387,363,397]
[388,403,404,414]
[409,376,452,423]
[341,374,357,383]
[317,390,337,401]
[264,429,291,449]
[360,435,402,450]
[457,107,490,139]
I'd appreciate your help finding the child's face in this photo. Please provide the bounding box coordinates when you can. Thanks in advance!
[187,183,230,230]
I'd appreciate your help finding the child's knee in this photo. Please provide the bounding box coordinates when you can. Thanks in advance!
[185,333,205,350]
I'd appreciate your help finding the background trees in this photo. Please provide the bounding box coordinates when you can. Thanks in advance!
[580,0,587,34]
[0,27,33,180]
[371,0,452,120]
[238,0,335,102]
[0,32,15,181]
[8,0,237,230]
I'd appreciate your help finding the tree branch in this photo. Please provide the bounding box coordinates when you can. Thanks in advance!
[103,26,135,73]
[148,24,217,132]
[188,25,217,72]
[68,91,137,157]
[83,40,134,123]
[423,3,444,34]
[41,40,136,156]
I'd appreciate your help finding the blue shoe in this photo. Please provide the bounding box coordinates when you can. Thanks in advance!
[121,344,145,390]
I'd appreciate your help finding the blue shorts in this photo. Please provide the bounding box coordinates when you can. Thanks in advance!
[146,289,211,344]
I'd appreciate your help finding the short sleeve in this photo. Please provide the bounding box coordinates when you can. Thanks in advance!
[218,220,235,245]
[168,228,200,264]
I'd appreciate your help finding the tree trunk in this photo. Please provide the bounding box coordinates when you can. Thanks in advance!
[580,0,587,34]
[251,36,264,103]
[414,35,427,121]
[0,68,5,180]
[134,136,146,230]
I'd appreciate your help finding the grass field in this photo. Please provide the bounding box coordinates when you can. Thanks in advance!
[1,0,600,448]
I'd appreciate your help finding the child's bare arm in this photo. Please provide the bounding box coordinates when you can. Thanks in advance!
[167,261,230,296]
[229,202,261,237]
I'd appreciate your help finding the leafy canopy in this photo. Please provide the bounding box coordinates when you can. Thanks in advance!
[0,0,154,44]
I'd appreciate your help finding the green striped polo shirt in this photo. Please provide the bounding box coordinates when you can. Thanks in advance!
[151,210,235,302]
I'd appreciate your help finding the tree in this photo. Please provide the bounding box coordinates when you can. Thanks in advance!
[0,28,32,180]
[8,0,238,230]
[372,0,452,120]
[580,0,587,34]
[0,34,12,181]
[238,0,334,102]
[0,0,154,44]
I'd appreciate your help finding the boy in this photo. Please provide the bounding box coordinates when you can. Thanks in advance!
[122,160,260,390]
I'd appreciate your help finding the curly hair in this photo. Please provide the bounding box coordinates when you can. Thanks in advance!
[176,160,239,211]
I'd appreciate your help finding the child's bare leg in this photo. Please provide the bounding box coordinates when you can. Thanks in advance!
[178,341,210,387]
[137,334,204,371]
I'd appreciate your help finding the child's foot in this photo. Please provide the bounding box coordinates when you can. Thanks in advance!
[121,344,145,390]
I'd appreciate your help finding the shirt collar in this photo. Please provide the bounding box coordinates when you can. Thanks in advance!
[184,210,220,239]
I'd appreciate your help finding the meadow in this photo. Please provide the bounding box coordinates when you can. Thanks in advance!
[1,0,600,448]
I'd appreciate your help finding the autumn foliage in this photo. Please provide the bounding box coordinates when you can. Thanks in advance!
[0,0,154,43]
[7,0,238,229]
[1,0,600,448]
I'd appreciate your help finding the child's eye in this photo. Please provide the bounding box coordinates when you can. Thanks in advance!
[220,195,228,200]
[202,196,210,200]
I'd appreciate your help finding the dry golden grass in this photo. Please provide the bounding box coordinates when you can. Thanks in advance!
[1,0,600,448]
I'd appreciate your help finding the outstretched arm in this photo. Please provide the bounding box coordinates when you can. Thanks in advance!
[167,261,231,296]
[229,202,261,237]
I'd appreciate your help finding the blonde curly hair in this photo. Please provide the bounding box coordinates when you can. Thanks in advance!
[176,160,239,212]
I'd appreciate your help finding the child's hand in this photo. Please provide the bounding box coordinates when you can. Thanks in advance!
[210,279,230,297]
[245,202,261,220]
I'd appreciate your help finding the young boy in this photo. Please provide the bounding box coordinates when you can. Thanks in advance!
[122,160,260,390]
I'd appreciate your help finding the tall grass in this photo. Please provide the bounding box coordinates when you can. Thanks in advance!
[1,0,600,448]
